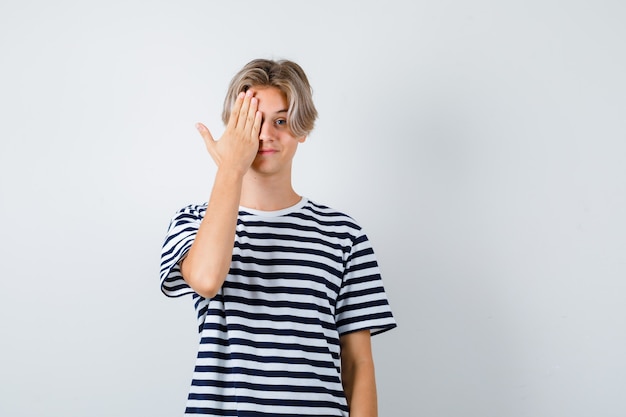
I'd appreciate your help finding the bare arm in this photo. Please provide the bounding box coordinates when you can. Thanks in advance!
[180,90,261,299]
[340,329,378,417]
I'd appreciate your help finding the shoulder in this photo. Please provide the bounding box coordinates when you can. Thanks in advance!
[301,199,364,234]
[169,202,207,223]
[163,203,207,238]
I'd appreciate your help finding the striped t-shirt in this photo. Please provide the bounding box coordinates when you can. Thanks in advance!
[160,197,396,416]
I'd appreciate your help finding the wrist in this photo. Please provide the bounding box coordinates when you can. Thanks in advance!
[215,163,248,180]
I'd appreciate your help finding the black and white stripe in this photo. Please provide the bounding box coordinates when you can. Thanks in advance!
[160,198,396,416]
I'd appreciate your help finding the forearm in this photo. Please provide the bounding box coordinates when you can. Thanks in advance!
[342,356,378,417]
[181,167,244,298]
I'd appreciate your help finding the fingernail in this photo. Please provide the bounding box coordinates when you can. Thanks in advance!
[238,92,245,99]
[246,90,253,97]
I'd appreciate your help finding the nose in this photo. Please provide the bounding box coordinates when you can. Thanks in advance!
[259,120,276,142]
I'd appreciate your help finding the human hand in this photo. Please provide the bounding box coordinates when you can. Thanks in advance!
[196,90,262,174]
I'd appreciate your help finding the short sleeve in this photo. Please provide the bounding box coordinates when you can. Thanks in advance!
[335,231,397,336]
[159,204,204,297]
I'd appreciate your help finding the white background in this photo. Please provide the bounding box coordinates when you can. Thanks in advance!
[1,1,625,416]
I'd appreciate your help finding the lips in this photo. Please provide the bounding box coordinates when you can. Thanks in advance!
[257,149,278,154]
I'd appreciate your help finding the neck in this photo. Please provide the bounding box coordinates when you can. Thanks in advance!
[240,170,301,211]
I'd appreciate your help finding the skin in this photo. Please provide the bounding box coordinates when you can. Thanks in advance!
[181,86,378,416]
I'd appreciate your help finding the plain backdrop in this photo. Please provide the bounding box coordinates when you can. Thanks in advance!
[1,1,625,416]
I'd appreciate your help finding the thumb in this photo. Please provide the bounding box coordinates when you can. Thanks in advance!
[196,122,221,165]
[196,122,215,148]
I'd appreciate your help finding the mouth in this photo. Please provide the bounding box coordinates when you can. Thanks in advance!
[257,149,277,155]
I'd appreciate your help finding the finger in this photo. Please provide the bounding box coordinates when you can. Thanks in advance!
[251,110,262,139]
[236,90,253,130]
[244,96,259,134]
[226,92,245,131]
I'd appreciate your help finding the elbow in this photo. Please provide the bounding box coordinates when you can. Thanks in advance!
[181,256,229,299]
[184,268,228,299]
[193,279,221,299]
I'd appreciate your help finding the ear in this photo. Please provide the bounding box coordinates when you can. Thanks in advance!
[297,135,307,144]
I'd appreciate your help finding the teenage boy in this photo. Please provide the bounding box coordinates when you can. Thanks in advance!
[160,58,396,416]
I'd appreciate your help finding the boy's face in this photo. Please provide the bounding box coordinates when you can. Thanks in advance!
[247,86,305,176]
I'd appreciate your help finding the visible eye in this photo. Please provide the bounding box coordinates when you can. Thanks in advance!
[275,119,287,127]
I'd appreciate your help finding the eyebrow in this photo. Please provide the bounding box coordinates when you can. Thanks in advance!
[264,110,288,118]
[261,110,288,122]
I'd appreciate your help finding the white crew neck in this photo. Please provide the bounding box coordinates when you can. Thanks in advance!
[239,197,308,217]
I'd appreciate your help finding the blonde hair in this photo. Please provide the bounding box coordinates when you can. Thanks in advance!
[222,59,318,138]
